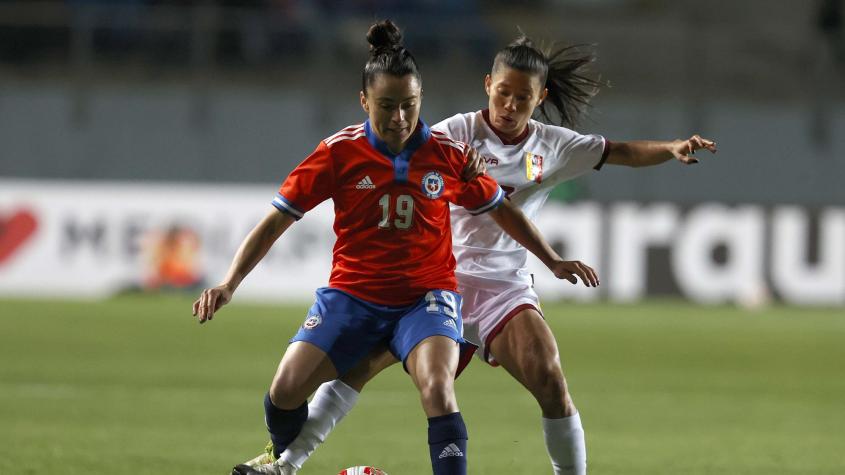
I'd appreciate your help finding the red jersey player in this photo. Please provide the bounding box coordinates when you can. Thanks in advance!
[193,20,597,475]
[272,118,504,306]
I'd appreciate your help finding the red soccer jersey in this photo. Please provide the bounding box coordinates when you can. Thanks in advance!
[274,120,504,305]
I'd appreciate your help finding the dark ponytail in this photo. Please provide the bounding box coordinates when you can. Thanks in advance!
[362,20,421,94]
[492,36,604,128]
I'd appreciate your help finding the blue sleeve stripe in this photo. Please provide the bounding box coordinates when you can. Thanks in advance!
[272,194,304,220]
[467,187,505,215]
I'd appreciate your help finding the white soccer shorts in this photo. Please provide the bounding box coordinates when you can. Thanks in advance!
[457,273,542,366]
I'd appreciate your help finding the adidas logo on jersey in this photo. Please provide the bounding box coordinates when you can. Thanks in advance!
[356,176,376,189]
[438,443,464,459]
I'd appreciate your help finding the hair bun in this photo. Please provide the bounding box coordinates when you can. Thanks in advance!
[510,34,535,49]
[367,20,403,52]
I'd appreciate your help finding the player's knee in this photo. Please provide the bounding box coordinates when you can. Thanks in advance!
[340,368,371,392]
[418,377,456,413]
[527,362,567,406]
[269,372,308,409]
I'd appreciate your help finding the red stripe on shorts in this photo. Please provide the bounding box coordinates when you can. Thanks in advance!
[455,342,478,379]
[483,303,542,366]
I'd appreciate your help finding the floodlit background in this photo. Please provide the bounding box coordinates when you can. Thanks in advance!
[1,1,844,474]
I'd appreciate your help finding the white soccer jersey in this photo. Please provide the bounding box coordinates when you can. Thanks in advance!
[433,110,608,283]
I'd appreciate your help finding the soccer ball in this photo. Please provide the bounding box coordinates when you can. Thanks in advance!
[337,467,388,475]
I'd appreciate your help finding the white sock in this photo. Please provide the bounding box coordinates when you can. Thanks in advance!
[278,380,360,469]
[542,412,587,475]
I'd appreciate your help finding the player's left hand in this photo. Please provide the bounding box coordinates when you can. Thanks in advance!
[461,146,487,181]
[549,260,599,287]
[671,134,717,164]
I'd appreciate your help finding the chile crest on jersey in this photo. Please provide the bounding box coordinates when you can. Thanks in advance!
[421,171,445,199]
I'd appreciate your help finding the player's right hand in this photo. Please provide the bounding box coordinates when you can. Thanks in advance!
[461,146,487,181]
[192,284,233,324]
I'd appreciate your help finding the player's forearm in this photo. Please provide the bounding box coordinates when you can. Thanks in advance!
[221,209,294,292]
[489,200,561,269]
[606,140,677,167]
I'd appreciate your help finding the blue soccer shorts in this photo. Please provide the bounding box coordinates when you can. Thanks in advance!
[290,287,464,376]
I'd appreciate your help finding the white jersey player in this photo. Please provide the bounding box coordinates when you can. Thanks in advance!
[437,109,607,367]
[239,35,716,475]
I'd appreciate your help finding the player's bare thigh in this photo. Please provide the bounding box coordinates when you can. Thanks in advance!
[488,308,576,418]
[340,345,399,392]
[405,335,460,417]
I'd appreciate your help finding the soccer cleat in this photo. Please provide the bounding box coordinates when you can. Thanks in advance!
[231,442,291,475]
[244,441,276,467]
[231,460,297,475]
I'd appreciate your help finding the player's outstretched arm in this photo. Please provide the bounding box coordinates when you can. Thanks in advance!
[192,208,295,323]
[488,199,599,287]
[606,134,717,167]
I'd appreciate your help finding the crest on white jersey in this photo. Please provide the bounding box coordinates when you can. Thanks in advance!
[524,152,544,183]
[421,171,445,199]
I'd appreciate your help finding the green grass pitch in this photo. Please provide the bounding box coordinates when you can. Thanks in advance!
[1,296,844,474]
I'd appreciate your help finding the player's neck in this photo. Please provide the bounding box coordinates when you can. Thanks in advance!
[385,141,405,154]
[482,109,529,145]
[374,120,422,155]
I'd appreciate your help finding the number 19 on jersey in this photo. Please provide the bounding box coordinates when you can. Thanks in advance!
[378,194,414,230]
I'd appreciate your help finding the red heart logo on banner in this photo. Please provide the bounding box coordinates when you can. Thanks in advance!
[0,209,39,265]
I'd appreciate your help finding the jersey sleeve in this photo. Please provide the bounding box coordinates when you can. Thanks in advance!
[273,141,335,220]
[432,113,472,143]
[541,130,609,189]
[457,175,505,215]
[448,144,505,215]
